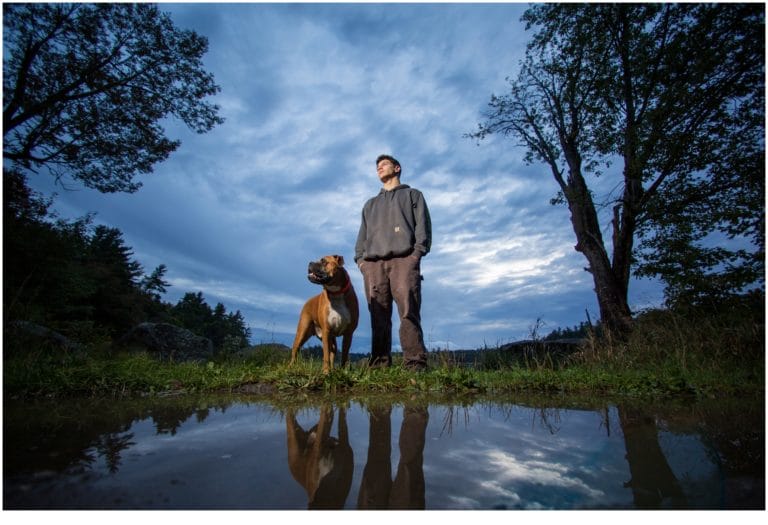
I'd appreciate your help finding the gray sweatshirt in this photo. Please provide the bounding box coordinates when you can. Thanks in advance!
[354,184,432,262]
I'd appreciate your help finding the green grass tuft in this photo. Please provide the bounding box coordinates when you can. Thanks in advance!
[4,307,763,400]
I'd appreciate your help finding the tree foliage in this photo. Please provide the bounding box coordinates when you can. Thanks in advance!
[2,4,247,354]
[140,264,170,302]
[3,171,250,351]
[470,3,764,334]
[3,2,223,193]
[169,292,251,353]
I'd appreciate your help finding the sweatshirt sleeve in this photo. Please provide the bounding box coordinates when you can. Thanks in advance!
[413,190,432,257]
[354,207,367,263]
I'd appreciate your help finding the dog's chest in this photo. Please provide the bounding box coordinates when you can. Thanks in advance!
[325,296,351,334]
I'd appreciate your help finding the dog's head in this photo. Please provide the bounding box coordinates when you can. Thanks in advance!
[307,255,346,286]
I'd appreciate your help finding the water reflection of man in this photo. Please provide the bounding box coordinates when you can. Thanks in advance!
[357,404,429,509]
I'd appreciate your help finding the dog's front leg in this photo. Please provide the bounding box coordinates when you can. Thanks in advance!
[321,330,333,373]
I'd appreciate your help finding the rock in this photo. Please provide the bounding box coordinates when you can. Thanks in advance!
[118,322,214,362]
[7,320,83,354]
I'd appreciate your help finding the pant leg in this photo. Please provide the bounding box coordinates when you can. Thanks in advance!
[360,259,393,366]
[389,405,429,509]
[389,255,428,368]
[357,406,393,509]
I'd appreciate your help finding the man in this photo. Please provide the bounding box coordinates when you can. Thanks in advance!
[354,154,432,370]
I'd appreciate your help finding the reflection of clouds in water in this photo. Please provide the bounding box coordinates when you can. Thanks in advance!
[445,495,488,508]
[121,406,285,456]
[437,433,608,509]
[431,407,631,509]
[7,398,751,509]
[476,478,524,506]
[484,449,605,500]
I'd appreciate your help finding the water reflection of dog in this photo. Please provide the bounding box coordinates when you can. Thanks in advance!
[286,404,353,509]
[358,404,429,509]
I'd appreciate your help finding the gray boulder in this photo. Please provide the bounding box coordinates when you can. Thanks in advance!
[7,320,83,354]
[119,322,214,362]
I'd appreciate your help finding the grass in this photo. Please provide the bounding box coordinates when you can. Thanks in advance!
[3,345,761,400]
[4,307,763,400]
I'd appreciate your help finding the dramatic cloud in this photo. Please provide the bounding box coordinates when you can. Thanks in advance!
[26,3,664,351]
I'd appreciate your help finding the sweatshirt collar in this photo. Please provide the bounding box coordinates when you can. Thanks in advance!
[379,183,410,194]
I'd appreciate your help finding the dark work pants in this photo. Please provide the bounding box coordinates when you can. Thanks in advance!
[359,256,428,368]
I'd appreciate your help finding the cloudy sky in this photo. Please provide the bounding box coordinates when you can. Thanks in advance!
[27,2,664,352]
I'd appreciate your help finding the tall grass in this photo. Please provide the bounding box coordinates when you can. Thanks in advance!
[575,306,763,369]
[4,307,763,399]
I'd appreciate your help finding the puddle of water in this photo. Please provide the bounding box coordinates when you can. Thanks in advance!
[3,393,763,509]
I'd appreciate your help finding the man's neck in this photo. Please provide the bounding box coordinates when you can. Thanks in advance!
[381,176,401,191]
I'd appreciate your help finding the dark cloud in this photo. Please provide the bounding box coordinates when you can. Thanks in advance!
[25,3,664,352]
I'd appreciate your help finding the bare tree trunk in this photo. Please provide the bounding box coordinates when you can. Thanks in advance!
[586,247,634,337]
[563,146,634,338]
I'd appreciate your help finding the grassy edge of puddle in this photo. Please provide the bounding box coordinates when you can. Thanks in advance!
[4,307,763,400]
[4,347,763,400]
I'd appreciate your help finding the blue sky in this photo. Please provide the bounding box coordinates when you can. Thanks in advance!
[26,2,665,352]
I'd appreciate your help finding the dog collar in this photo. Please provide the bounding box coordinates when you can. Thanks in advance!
[327,275,352,296]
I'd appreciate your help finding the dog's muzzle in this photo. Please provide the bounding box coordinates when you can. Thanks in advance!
[307,261,331,284]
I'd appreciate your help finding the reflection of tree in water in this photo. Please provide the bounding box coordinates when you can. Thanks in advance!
[533,408,561,434]
[673,400,764,509]
[4,396,229,481]
[441,400,688,509]
[618,405,687,509]
[93,432,136,474]
[195,407,211,424]
[439,405,470,436]
[151,405,209,435]
[6,395,762,509]
[440,403,569,437]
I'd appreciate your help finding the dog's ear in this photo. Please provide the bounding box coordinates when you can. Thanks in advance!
[334,255,345,266]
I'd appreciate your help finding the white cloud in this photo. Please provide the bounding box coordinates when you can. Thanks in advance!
[484,448,606,500]
[25,3,664,351]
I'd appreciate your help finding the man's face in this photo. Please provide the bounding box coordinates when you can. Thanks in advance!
[376,159,400,183]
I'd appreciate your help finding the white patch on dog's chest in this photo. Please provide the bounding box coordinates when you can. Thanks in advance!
[326,296,351,334]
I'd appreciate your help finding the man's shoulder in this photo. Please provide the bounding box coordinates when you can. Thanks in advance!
[402,185,426,200]
[362,193,381,210]
[395,184,426,195]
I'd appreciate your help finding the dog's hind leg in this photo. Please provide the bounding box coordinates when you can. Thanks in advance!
[290,312,315,366]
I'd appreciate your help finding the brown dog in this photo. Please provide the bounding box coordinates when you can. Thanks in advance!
[289,255,359,373]
[286,404,353,509]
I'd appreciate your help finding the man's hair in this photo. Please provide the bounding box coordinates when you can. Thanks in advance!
[376,154,401,173]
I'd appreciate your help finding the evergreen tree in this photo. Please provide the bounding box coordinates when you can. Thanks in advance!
[171,292,212,337]
[140,264,170,302]
[85,225,146,335]
[170,294,251,352]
